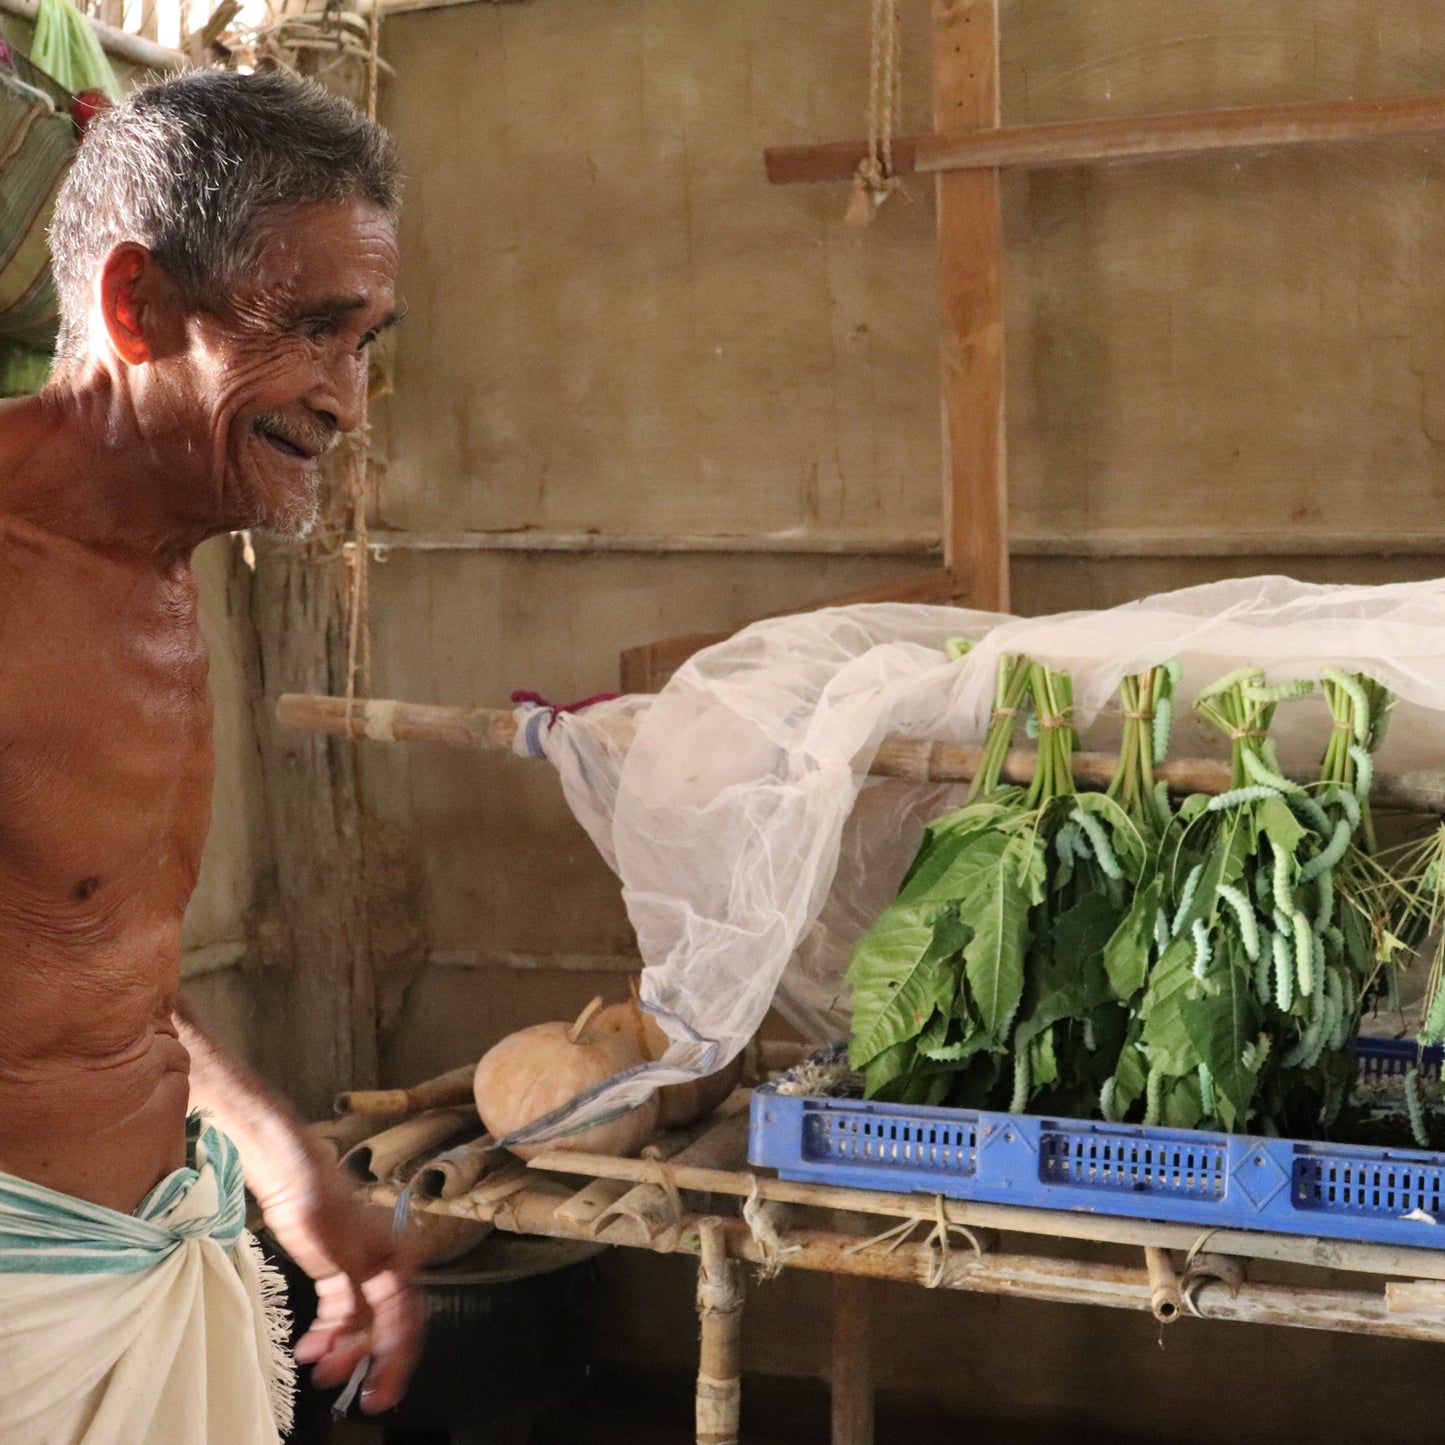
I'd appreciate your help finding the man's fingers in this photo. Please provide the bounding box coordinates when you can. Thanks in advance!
[300,1329,372,1390]
[357,1268,427,1414]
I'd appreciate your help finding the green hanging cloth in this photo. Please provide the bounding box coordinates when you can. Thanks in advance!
[32,0,121,102]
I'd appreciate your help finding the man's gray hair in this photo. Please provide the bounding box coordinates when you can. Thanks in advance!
[49,68,401,361]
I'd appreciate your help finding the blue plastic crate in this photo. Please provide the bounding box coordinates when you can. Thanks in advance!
[748,1039,1445,1250]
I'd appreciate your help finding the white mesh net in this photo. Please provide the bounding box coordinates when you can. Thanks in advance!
[505,575,1445,1146]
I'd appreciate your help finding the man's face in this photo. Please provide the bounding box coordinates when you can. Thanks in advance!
[174,196,400,536]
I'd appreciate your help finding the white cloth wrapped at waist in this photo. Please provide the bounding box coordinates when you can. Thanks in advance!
[0,1115,294,1445]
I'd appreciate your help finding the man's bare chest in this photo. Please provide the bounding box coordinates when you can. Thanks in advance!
[0,529,214,904]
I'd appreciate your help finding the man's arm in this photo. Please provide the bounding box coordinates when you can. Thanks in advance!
[175,998,423,1414]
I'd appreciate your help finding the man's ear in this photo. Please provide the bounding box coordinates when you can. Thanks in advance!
[97,243,183,365]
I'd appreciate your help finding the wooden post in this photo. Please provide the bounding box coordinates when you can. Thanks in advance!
[696,1218,744,1445]
[831,1274,875,1445]
[934,0,1007,612]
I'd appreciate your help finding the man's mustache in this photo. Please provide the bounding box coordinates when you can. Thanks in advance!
[250,412,341,459]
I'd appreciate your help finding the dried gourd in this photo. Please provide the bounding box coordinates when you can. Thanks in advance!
[596,988,743,1128]
[473,996,658,1160]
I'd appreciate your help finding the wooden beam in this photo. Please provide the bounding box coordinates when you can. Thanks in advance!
[363,527,941,558]
[765,89,1445,186]
[935,0,1007,611]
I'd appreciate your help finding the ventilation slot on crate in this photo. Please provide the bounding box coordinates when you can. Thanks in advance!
[1038,1130,1227,1201]
[800,1107,977,1175]
[1293,1153,1445,1219]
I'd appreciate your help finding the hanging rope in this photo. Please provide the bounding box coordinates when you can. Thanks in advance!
[845,0,901,227]
[343,0,383,707]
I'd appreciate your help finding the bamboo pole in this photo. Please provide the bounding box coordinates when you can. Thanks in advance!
[519,1151,1445,1285]
[831,1275,875,1445]
[338,1106,478,1183]
[276,693,1445,814]
[1144,1246,1182,1323]
[764,90,1445,186]
[372,1176,1445,1346]
[0,0,185,68]
[335,1062,477,1116]
[696,1218,744,1445]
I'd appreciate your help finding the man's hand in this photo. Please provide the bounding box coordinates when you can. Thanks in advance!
[173,999,425,1413]
[259,1161,424,1414]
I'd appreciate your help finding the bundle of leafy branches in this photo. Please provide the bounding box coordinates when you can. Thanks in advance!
[847,652,1397,1143]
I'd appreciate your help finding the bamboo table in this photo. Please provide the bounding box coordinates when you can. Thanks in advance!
[329,1095,1445,1445]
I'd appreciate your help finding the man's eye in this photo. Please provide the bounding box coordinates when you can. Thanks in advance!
[358,331,379,352]
[300,319,332,341]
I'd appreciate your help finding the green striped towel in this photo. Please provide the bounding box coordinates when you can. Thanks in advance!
[0,1114,247,1274]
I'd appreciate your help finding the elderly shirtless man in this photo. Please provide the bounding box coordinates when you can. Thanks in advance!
[0,70,420,1442]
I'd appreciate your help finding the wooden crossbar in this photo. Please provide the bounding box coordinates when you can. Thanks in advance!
[765,89,1445,186]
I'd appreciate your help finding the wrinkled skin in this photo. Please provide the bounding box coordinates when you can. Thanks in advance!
[0,198,420,1413]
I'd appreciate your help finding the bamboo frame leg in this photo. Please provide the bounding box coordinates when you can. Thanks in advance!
[696,1218,744,1445]
[1145,1246,1182,1322]
[831,1274,875,1445]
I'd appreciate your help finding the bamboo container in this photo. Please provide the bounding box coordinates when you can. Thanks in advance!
[335,1063,478,1117]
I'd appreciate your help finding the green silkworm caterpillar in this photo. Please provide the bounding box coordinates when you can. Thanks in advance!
[1144,1067,1163,1126]
[1009,1051,1030,1115]
[1197,666,1266,701]
[1422,983,1445,1046]
[1273,931,1294,1011]
[1323,786,1360,830]
[1253,930,1274,1005]
[1216,883,1260,961]
[1285,792,1332,837]
[1349,744,1373,803]
[1153,779,1172,820]
[1291,911,1314,998]
[1152,694,1174,762]
[1191,919,1212,979]
[1153,907,1170,953]
[1322,668,1372,744]
[1406,1066,1431,1148]
[1272,844,1293,911]
[1100,1077,1120,1123]
[1073,809,1123,880]
[1254,866,1273,909]
[1172,863,1204,935]
[1206,784,1281,812]
[1083,1017,1097,1052]
[1025,712,1040,741]
[1306,992,1335,1070]
[1324,924,1344,956]
[1244,678,1315,705]
[1300,819,1351,884]
[1325,970,1350,1051]
[944,637,973,661]
[1053,821,1081,866]
[1313,874,1334,934]
[1199,1062,1216,1117]
[1164,658,1183,688]
[1242,1034,1271,1074]
[1242,747,1303,795]
[1282,1004,1324,1069]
